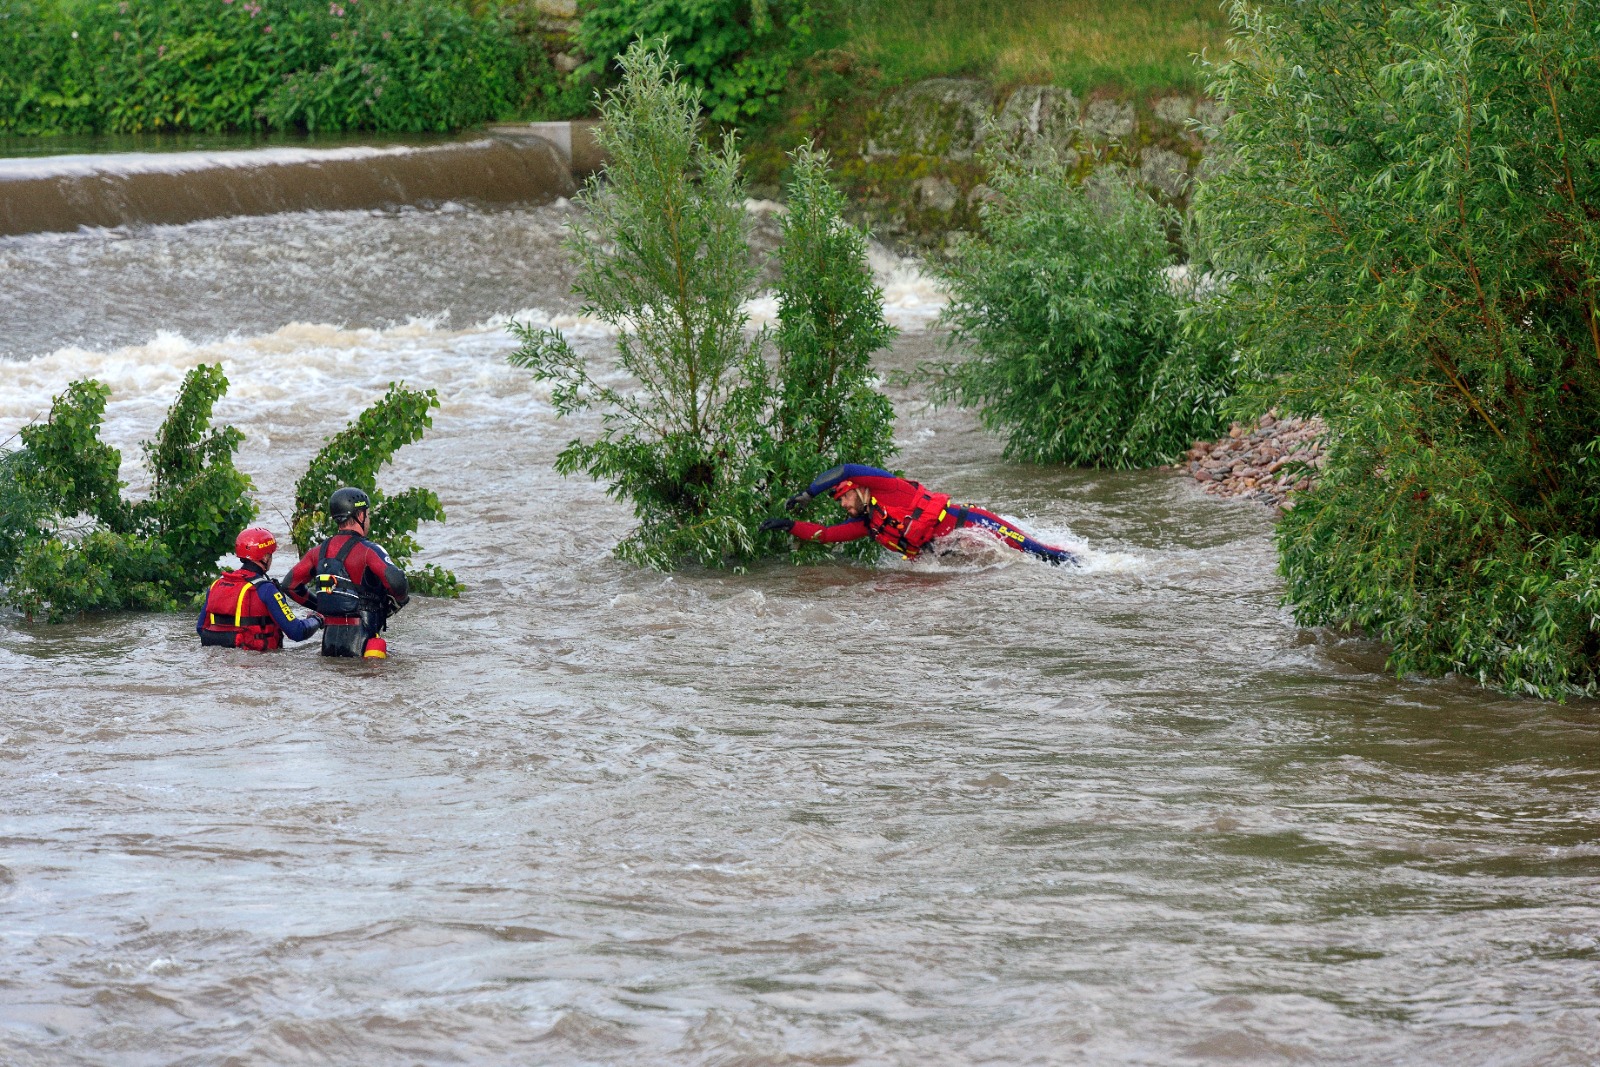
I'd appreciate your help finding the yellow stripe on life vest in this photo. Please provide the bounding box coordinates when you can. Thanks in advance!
[234,582,251,628]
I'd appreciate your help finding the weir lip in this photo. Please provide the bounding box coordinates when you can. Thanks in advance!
[0,133,579,237]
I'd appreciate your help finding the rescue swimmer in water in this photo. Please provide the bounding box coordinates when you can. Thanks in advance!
[761,464,1079,566]
[198,527,325,650]
[285,487,410,659]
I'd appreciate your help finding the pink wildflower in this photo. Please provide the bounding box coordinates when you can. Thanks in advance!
[330,2,344,15]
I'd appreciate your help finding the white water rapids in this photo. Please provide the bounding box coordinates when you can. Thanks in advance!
[1,198,1597,1066]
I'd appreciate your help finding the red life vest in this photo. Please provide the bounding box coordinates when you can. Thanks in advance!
[199,569,282,651]
[863,483,952,559]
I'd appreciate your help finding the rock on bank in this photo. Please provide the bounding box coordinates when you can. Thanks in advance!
[1181,412,1327,510]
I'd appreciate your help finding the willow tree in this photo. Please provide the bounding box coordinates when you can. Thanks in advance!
[933,153,1231,468]
[759,141,898,555]
[1198,0,1600,696]
[510,41,895,569]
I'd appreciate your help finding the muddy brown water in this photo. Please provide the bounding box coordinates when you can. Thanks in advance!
[1,193,1597,1066]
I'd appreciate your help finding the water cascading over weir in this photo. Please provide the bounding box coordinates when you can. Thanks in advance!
[0,122,599,236]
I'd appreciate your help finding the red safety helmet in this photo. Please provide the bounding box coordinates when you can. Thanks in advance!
[829,480,859,501]
[234,527,277,564]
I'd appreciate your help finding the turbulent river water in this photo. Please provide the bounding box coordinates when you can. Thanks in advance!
[2,194,1598,1066]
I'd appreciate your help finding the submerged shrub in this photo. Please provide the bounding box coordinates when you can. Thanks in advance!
[290,383,459,597]
[0,367,255,620]
[510,40,768,569]
[934,157,1232,467]
[759,140,897,555]
[509,41,894,570]
[133,363,256,585]
[0,370,460,618]
[1197,0,1600,697]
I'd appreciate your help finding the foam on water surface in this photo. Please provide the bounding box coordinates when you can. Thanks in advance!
[2,196,1595,1067]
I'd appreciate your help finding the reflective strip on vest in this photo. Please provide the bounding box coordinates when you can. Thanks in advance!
[234,582,252,628]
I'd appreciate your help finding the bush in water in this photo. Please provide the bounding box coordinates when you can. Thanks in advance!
[0,368,256,620]
[132,363,257,584]
[509,40,896,570]
[290,383,460,597]
[1196,0,1600,698]
[933,154,1232,468]
[759,139,897,558]
[0,371,459,619]
[0,0,545,135]
[577,0,816,124]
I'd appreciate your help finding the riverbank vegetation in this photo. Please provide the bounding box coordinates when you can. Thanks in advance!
[0,372,456,619]
[932,154,1230,467]
[0,0,1232,137]
[509,40,895,569]
[0,0,548,134]
[833,0,1228,95]
[1198,0,1600,697]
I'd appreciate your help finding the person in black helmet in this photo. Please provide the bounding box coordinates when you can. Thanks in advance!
[285,487,410,658]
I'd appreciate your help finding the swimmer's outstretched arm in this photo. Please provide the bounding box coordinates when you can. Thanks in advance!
[761,515,871,543]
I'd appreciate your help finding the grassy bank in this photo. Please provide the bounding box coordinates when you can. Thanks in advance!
[835,0,1232,94]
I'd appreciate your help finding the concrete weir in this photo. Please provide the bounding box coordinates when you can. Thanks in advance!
[488,119,605,179]
[0,121,602,237]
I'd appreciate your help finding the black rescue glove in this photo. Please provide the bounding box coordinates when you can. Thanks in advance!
[759,517,795,534]
[783,491,813,513]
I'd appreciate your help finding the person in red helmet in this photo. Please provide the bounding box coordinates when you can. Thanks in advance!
[197,527,325,650]
[759,463,1078,565]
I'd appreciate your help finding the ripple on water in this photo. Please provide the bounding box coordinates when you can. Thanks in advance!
[1,203,1597,1066]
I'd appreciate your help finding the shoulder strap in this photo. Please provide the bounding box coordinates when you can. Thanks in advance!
[319,532,362,565]
[333,532,362,564]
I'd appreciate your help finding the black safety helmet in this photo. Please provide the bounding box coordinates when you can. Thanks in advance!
[329,486,371,524]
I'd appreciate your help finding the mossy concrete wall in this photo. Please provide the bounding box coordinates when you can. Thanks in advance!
[745,69,1225,254]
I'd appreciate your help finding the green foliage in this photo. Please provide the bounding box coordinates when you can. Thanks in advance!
[577,0,815,124]
[0,366,256,621]
[0,369,460,620]
[510,41,895,570]
[13,379,127,530]
[0,0,544,135]
[134,363,256,584]
[836,0,1231,95]
[7,530,178,619]
[290,382,458,596]
[511,40,766,569]
[759,140,896,553]
[1196,0,1600,697]
[934,155,1231,467]
[258,0,530,133]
